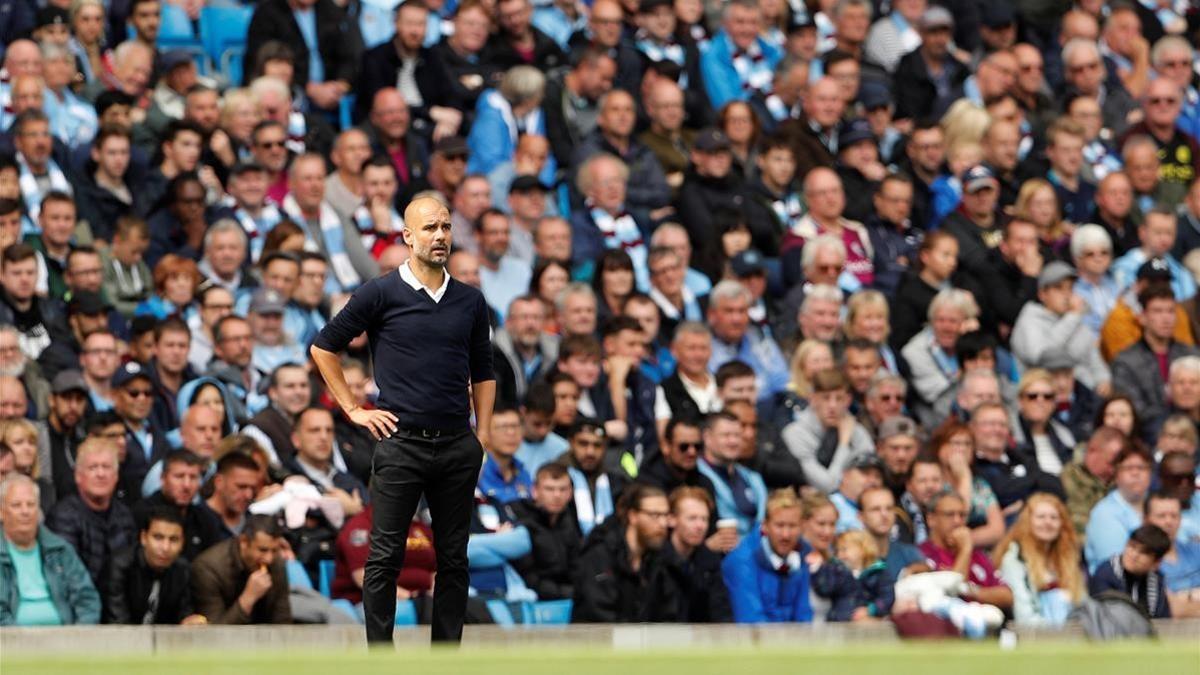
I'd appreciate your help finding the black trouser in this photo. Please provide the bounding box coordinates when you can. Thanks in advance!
[364,427,482,644]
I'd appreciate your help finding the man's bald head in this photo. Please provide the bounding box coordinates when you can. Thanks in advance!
[3,40,42,77]
[403,197,453,268]
[403,196,449,229]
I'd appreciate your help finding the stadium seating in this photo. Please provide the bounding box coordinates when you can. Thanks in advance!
[199,5,254,84]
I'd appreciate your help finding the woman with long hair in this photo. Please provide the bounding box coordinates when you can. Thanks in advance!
[1012,178,1070,258]
[1094,394,1141,439]
[591,249,636,326]
[800,493,865,622]
[69,0,107,86]
[719,101,761,177]
[530,258,571,334]
[992,493,1085,625]
[928,421,1005,548]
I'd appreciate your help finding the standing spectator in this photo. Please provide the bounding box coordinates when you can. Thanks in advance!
[1085,442,1153,571]
[1088,524,1173,619]
[723,488,813,623]
[245,0,359,113]
[46,438,137,589]
[993,493,1085,626]
[571,484,684,622]
[190,514,292,624]
[0,474,100,625]
[892,7,968,122]
[103,506,206,624]
[1062,426,1126,540]
[509,463,581,600]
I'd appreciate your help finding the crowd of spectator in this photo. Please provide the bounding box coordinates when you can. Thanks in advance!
[2,0,1200,633]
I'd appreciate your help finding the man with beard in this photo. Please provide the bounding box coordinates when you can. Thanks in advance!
[38,369,88,501]
[476,209,532,319]
[0,324,49,420]
[205,452,261,539]
[571,484,685,622]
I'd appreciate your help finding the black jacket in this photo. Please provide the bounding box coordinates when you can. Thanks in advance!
[46,494,139,589]
[509,499,582,600]
[570,517,687,623]
[429,38,497,116]
[354,41,451,130]
[635,453,717,503]
[958,247,1038,342]
[245,0,362,88]
[74,171,134,243]
[740,178,793,257]
[837,164,880,224]
[670,540,732,623]
[674,167,748,280]
[892,49,969,122]
[973,447,1065,511]
[482,27,566,74]
[103,545,195,624]
[117,418,172,506]
[132,492,225,563]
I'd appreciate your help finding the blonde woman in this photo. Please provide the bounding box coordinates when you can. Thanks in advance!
[214,88,263,169]
[0,419,56,512]
[68,0,106,85]
[993,493,1085,626]
[845,290,898,373]
[1012,178,1070,256]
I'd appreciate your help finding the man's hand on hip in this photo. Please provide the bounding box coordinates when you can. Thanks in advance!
[349,407,399,440]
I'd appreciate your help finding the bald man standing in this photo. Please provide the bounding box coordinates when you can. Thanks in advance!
[311,196,495,645]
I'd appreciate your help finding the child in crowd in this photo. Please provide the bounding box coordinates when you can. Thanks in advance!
[836,530,894,618]
[1088,524,1173,619]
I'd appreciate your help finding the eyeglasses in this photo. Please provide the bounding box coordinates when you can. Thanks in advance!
[1022,392,1056,401]
[676,441,704,453]
[124,388,154,398]
[1148,97,1180,106]
[257,139,286,149]
[636,509,670,520]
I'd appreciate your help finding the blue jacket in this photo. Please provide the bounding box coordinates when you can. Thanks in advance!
[699,32,781,110]
[0,527,101,625]
[697,459,767,537]
[466,89,557,184]
[722,535,813,623]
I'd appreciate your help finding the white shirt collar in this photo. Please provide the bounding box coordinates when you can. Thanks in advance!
[399,260,450,303]
[761,536,801,572]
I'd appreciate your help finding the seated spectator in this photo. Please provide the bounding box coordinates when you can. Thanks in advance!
[723,487,813,623]
[570,90,670,217]
[46,438,137,589]
[706,281,788,403]
[569,154,651,289]
[701,0,780,110]
[970,402,1065,514]
[0,418,54,513]
[1101,258,1196,363]
[1011,262,1111,392]
[104,506,207,624]
[571,484,684,622]
[242,363,311,471]
[190,513,291,624]
[638,417,718,504]
[929,421,1004,548]
[467,66,552,180]
[829,455,882,534]
[493,295,559,409]
[509,463,581,601]
[514,382,569,475]
[919,491,1014,612]
[660,322,720,421]
[0,244,71,364]
[1088,524,1173,619]
[133,449,223,561]
[799,493,864,622]
[1145,491,1200,617]
[890,232,959,352]
[901,289,979,423]
[287,408,365,518]
[1071,224,1120,337]
[331,504,440,617]
[993,493,1085,626]
[74,125,134,243]
[1111,282,1200,433]
[895,457,944,545]
[1011,369,1078,477]
[782,369,873,494]
[557,417,629,536]
[1085,442,1153,571]
[206,452,261,540]
[835,529,895,619]
[1111,207,1196,301]
[1063,426,1126,540]
[857,486,925,581]
[478,406,532,504]
[666,486,731,622]
[0,474,100,625]
[245,0,356,114]
[103,218,155,319]
[1158,452,1200,544]
[696,411,767,537]
[248,289,307,380]
[476,209,533,320]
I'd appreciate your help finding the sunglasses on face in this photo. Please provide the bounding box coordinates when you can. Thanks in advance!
[676,441,704,453]
[124,388,154,398]
[1022,392,1055,401]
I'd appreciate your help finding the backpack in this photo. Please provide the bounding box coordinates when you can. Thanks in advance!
[1070,591,1157,641]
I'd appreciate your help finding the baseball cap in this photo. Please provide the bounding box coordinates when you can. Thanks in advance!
[510,174,549,193]
[69,290,111,316]
[37,5,68,28]
[1037,260,1078,289]
[730,249,766,277]
[249,288,287,315]
[962,164,999,193]
[858,83,892,111]
[838,117,876,148]
[433,135,469,157]
[980,3,1016,29]
[1137,256,1174,282]
[112,361,153,389]
[788,9,816,31]
[639,0,672,13]
[877,415,919,442]
[230,160,267,176]
[693,128,732,153]
[849,454,885,473]
[51,369,88,395]
[160,50,194,72]
[568,417,607,440]
[918,6,954,30]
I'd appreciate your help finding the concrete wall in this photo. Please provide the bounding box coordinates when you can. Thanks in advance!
[2,620,1197,655]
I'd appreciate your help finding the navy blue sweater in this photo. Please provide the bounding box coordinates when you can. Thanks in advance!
[313,270,494,430]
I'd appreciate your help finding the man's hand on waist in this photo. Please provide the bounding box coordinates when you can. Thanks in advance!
[348,406,398,440]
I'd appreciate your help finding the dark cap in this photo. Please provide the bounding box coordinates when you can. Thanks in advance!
[230,160,267,176]
[877,415,919,441]
[51,369,88,395]
[249,288,287,315]
[788,9,816,31]
[568,417,607,440]
[37,5,68,28]
[962,164,999,193]
[693,127,732,153]
[838,117,876,148]
[980,2,1016,29]
[69,290,111,316]
[730,249,766,277]
[1036,346,1076,372]
[858,83,892,111]
[918,6,954,30]
[112,361,153,389]
[1037,260,1077,289]
[160,50,195,72]
[510,174,549,193]
[433,135,469,157]
[1137,256,1174,282]
[638,0,672,13]
[849,454,885,473]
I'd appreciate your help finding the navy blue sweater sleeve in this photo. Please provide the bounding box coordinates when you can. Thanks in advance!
[313,278,380,353]
[470,292,495,383]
